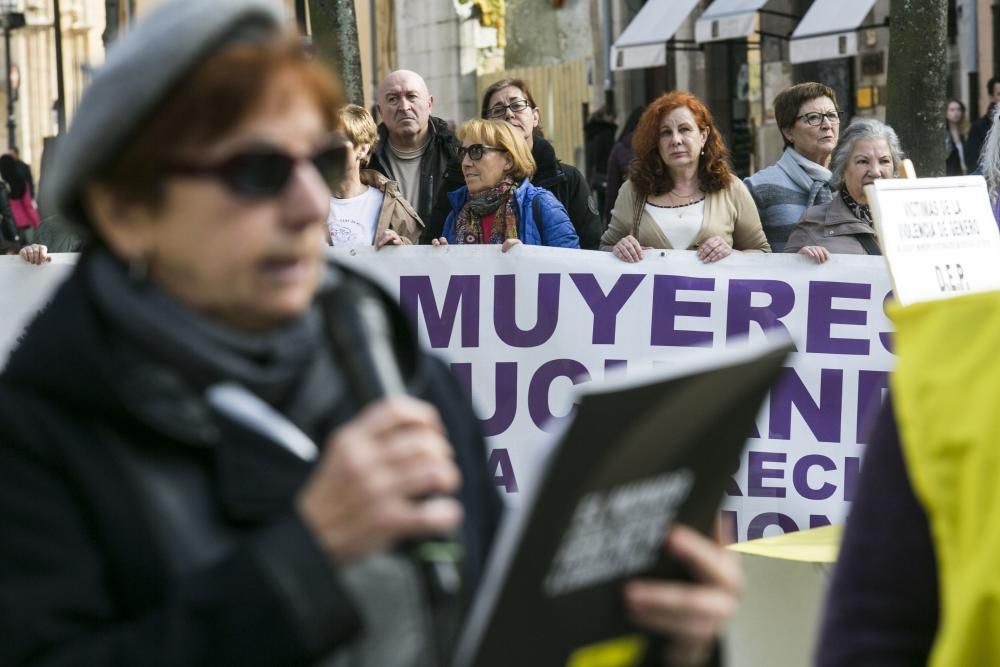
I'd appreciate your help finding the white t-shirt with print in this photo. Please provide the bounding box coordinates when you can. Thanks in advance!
[327,186,385,247]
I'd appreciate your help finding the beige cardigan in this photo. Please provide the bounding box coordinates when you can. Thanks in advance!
[600,177,770,252]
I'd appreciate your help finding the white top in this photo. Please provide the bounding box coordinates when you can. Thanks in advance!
[327,186,385,246]
[644,199,704,249]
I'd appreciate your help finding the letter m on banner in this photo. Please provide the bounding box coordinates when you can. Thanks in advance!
[400,275,481,348]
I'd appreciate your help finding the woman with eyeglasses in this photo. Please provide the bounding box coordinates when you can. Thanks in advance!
[785,118,903,262]
[743,83,842,252]
[425,78,602,249]
[327,104,423,247]
[602,91,769,263]
[431,119,579,249]
[0,2,502,665]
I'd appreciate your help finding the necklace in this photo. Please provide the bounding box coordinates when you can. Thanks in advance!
[647,196,705,219]
[668,187,702,202]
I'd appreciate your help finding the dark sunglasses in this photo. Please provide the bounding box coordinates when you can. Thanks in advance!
[457,144,506,161]
[166,137,350,198]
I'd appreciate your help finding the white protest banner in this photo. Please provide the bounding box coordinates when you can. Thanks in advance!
[334,246,895,542]
[0,249,893,541]
[0,255,76,368]
[868,175,1000,306]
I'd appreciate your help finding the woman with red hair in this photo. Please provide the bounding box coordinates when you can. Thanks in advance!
[601,91,769,263]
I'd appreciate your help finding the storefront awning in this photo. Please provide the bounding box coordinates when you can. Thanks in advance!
[611,0,702,71]
[788,0,878,63]
[694,0,771,43]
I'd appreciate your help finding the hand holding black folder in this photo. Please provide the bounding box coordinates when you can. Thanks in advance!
[454,339,793,667]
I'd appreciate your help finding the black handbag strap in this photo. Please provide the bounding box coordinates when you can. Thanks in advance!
[856,232,882,256]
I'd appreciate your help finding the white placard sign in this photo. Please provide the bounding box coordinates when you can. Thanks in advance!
[867,176,1000,306]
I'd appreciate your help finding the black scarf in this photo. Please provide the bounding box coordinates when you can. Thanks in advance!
[840,189,874,226]
[86,249,344,439]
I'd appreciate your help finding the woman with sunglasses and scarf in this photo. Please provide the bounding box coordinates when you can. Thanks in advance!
[425,79,603,249]
[0,2,502,666]
[431,119,579,250]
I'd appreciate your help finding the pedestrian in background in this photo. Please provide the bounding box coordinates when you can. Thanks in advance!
[0,178,19,246]
[603,90,769,263]
[744,82,840,252]
[945,99,969,176]
[604,105,644,224]
[584,105,617,223]
[0,153,39,243]
[965,76,1000,173]
[8,147,33,198]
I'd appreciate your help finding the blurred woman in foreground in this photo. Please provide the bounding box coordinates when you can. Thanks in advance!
[602,91,769,263]
[0,1,500,664]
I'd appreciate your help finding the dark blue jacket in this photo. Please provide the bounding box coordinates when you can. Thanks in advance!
[442,177,580,248]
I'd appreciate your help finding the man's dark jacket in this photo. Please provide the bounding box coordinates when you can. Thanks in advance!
[0,185,18,244]
[965,103,995,174]
[424,136,603,250]
[584,118,617,186]
[0,253,501,666]
[367,116,459,226]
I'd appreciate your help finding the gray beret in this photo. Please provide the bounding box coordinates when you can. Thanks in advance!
[44,0,287,227]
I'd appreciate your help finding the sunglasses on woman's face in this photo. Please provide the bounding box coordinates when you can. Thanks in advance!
[457,144,506,161]
[166,136,350,198]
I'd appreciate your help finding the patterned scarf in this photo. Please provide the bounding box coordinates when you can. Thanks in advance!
[841,188,874,225]
[455,179,519,245]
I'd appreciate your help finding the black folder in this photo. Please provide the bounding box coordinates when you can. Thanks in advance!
[453,339,793,667]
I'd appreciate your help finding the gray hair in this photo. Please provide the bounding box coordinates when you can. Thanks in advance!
[981,105,1000,203]
[829,118,905,191]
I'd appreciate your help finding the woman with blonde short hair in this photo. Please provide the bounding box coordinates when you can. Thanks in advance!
[432,119,579,250]
[327,103,424,247]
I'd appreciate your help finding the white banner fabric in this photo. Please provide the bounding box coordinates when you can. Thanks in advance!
[0,248,895,542]
[334,246,895,542]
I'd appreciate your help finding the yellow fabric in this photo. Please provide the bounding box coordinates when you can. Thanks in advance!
[727,524,841,563]
[892,290,1000,667]
[565,635,647,667]
[468,0,506,47]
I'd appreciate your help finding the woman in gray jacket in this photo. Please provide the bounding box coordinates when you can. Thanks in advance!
[784,119,903,262]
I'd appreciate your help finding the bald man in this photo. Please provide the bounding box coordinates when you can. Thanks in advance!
[368,70,459,225]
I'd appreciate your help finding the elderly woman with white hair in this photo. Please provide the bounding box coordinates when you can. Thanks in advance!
[979,106,1000,224]
[784,118,904,262]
